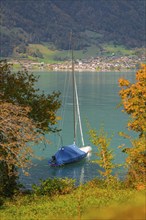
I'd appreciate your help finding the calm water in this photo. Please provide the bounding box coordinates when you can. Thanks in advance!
[20,71,136,188]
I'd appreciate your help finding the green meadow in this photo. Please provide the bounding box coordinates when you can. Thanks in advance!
[15,43,138,64]
[0,179,145,220]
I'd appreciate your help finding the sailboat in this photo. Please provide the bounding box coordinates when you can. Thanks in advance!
[48,47,91,167]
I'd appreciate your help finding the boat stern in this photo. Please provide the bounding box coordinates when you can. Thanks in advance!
[80,146,92,154]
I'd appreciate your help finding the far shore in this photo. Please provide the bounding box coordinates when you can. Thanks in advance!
[12,66,137,72]
[8,54,145,72]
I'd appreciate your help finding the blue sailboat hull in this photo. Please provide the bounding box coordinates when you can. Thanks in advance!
[48,144,87,167]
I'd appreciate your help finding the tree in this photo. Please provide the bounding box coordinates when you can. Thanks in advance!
[0,60,61,196]
[118,64,146,136]
[118,64,146,188]
[0,102,43,196]
[88,126,118,184]
[0,60,61,132]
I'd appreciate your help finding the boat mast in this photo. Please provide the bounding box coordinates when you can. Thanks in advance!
[71,32,85,146]
[72,44,76,145]
[74,78,85,146]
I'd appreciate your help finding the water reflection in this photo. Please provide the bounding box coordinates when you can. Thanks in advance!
[20,155,101,189]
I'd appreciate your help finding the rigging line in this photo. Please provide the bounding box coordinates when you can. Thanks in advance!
[71,30,84,146]
[57,32,72,147]
[57,71,70,147]
[74,73,85,146]
[57,132,63,147]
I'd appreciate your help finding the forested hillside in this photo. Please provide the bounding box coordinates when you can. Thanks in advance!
[0,0,145,57]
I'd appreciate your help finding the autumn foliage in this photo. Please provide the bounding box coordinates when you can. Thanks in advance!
[118,64,146,135]
[0,60,61,196]
[88,65,146,189]
[88,126,116,182]
[0,102,42,174]
[119,64,146,188]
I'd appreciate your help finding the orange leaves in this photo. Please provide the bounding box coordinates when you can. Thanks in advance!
[119,64,146,135]
[118,78,130,87]
[0,102,45,175]
[119,64,146,187]
[0,60,61,195]
[136,63,146,82]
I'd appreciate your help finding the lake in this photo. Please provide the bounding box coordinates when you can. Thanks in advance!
[20,71,136,188]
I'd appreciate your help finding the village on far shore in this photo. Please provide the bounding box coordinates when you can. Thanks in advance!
[10,53,145,72]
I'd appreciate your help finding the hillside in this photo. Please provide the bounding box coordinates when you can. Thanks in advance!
[0,0,145,57]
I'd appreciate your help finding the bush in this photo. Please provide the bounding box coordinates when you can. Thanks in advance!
[85,177,123,190]
[32,177,75,196]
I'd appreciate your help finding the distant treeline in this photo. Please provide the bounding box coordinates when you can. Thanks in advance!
[0,0,145,57]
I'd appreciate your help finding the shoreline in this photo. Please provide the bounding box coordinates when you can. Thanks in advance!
[12,67,137,73]
[12,65,137,73]
[8,54,145,72]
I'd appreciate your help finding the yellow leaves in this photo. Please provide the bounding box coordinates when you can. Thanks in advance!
[56,116,62,121]
[118,131,131,139]
[136,63,146,81]
[118,65,146,187]
[118,78,130,87]
[119,64,146,135]
[88,126,118,182]
[124,135,146,186]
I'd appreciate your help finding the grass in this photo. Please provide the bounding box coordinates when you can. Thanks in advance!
[14,42,138,64]
[27,43,98,62]
[102,44,135,56]
[31,44,73,63]
[0,180,145,220]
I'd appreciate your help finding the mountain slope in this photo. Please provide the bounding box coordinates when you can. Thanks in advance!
[0,0,145,57]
